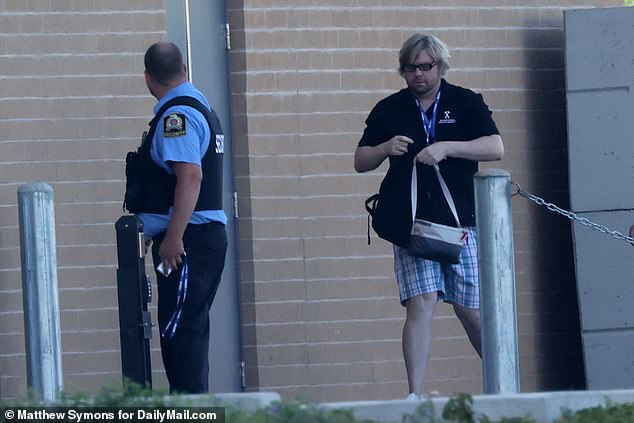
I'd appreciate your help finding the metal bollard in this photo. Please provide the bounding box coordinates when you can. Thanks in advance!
[474,169,520,394]
[17,183,64,401]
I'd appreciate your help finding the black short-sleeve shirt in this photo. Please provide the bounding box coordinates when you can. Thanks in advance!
[359,79,500,229]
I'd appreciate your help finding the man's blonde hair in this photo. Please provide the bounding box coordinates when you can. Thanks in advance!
[399,34,451,77]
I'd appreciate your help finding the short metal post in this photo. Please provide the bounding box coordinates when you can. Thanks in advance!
[474,169,520,394]
[17,183,64,401]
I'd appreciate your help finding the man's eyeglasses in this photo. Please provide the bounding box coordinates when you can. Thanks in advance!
[402,62,436,73]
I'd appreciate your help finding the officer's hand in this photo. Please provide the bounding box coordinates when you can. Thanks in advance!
[383,136,413,157]
[158,234,185,275]
[143,235,152,256]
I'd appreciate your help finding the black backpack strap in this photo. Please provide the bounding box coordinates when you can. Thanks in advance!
[364,194,380,245]
[365,194,379,215]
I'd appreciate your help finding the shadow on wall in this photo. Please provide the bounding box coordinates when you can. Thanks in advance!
[519,16,586,390]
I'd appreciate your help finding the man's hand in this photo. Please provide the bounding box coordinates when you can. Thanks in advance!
[416,142,448,166]
[354,135,413,173]
[143,235,153,256]
[383,136,414,157]
[159,233,185,272]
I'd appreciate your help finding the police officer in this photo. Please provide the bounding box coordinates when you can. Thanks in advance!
[129,41,227,393]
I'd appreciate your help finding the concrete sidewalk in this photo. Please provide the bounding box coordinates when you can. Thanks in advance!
[212,389,634,422]
[320,389,634,422]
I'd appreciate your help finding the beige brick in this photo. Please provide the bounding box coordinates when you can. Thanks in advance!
[1,0,622,403]
[0,376,28,400]
[0,333,25,356]
[298,215,370,238]
[245,176,301,197]
[0,355,27,380]
[256,343,309,366]
[61,308,119,332]
[304,319,403,344]
[63,350,121,374]
[251,258,305,282]
[0,248,21,272]
[253,322,308,344]
[306,339,402,364]
[304,298,402,322]
[305,277,396,301]
[252,301,305,324]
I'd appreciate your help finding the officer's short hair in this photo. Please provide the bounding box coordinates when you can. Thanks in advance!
[398,34,451,77]
[145,42,184,86]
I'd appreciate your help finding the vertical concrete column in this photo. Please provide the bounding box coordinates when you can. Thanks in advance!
[474,169,520,394]
[17,183,63,400]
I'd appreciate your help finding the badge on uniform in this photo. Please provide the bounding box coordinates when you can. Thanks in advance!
[163,113,186,137]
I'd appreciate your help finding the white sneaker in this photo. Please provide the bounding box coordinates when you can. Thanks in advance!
[405,393,420,401]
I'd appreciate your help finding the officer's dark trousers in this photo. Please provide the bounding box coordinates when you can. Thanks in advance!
[151,221,227,394]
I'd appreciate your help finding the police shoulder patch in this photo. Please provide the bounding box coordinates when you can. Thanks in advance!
[163,112,187,137]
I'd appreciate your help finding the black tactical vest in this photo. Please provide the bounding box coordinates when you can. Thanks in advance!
[124,96,224,214]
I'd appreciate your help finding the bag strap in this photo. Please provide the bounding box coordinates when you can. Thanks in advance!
[365,194,379,245]
[411,162,462,227]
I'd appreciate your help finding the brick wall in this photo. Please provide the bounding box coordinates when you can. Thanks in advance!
[0,0,624,403]
[228,0,621,402]
[0,0,166,398]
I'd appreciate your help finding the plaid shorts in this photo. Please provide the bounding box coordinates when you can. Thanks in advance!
[393,227,479,309]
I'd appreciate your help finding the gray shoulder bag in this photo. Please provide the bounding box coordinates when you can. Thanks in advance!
[407,163,469,264]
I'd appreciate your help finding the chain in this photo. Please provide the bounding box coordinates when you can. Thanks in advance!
[511,181,634,246]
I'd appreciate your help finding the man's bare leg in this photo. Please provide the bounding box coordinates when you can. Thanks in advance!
[453,304,482,357]
[402,292,437,396]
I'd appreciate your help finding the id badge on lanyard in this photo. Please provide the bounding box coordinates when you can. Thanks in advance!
[416,90,441,145]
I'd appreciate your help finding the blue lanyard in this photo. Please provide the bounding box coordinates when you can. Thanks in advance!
[416,90,441,145]
[161,257,189,339]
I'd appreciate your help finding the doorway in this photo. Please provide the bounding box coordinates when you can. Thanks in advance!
[165,0,242,393]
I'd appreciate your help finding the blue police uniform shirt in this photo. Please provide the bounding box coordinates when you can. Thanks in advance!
[138,81,227,237]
